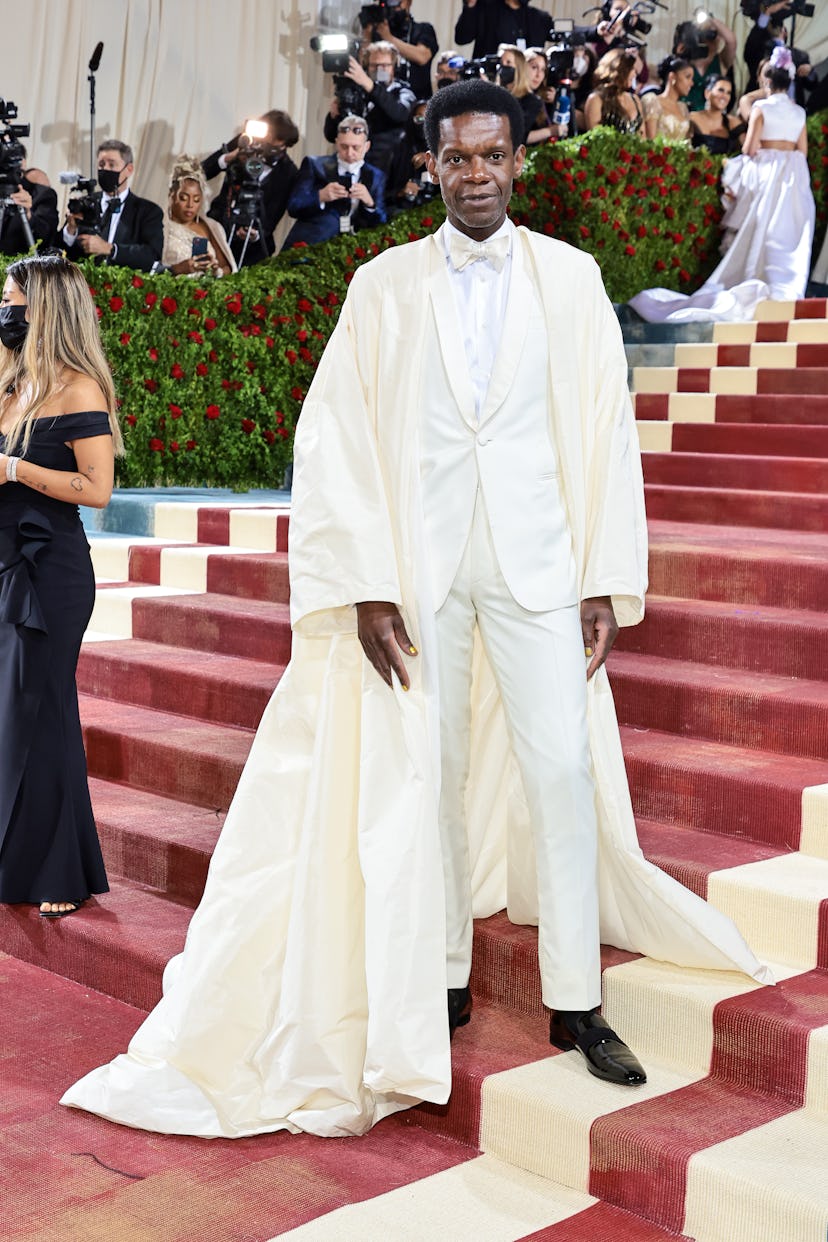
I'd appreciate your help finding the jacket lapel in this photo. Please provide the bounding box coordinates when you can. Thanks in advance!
[426,227,477,428]
[478,233,534,427]
[112,191,134,244]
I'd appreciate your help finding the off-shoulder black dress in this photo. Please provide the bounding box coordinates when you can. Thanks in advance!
[0,411,110,904]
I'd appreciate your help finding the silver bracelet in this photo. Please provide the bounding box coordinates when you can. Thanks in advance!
[5,455,19,483]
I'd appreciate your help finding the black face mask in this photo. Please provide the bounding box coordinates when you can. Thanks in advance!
[499,64,516,87]
[97,167,123,195]
[437,75,455,89]
[0,304,29,351]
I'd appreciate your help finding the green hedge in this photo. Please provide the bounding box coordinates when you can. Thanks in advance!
[3,117,827,490]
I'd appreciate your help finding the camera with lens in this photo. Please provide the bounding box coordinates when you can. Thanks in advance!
[0,98,30,201]
[740,0,814,16]
[359,0,407,40]
[58,171,101,235]
[310,35,369,117]
[459,54,501,82]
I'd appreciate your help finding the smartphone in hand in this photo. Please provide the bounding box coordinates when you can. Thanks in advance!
[191,236,209,258]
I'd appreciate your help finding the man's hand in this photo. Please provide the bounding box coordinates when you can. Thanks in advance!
[319,181,350,203]
[350,180,374,208]
[374,19,392,41]
[346,56,374,93]
[79,233,113,256]
[235,224,260,241]
[357,601,417,690]
[580,596,618,682]
[11,186,32,217]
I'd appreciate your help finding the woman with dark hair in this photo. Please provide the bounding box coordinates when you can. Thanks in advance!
[0,254,121,916]
[583,48,643,134]
[642,57,694,141]
[163,155,236,277]
[630,47,814,321]
[690,75,745,155]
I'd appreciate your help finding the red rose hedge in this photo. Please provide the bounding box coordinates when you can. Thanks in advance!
[1,121,825,489]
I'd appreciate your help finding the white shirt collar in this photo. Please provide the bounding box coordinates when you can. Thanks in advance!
[102,186,130,208]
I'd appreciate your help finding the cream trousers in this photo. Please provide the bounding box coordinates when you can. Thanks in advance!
[435,493,602,1012]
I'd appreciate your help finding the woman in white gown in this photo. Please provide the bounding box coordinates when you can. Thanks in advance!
[630,48,815,323]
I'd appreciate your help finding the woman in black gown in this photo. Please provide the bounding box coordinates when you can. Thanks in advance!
[0,254,122,917]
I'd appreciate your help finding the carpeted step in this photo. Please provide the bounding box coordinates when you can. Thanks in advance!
[131,591,292,662]
[205,550,291,602]
[616,595,828,680]
[670,422,828,458]
[635,818,783,899]
[0,879,190,1011]
[644,482,828,531]
[609,651,828,759]
[647,521,828,608]
[77,640,280,731]
[643,452,828,494]
[713,318,828,344]
[620,726,828,849]
[80,694,251,810]
[634,392,828,423]
[88,777,221,905]
[634,365,828,396]
[674,342,828,368]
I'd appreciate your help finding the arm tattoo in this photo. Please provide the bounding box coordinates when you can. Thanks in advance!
[70,476,84,492]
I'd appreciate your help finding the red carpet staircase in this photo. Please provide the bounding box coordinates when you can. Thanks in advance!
[2,298,828,1241]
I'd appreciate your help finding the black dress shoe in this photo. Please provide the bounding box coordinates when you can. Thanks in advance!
[448,987,472,1038]
[549,1009,647,1086]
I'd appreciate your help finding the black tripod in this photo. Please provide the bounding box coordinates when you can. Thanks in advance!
[0,195,35,251]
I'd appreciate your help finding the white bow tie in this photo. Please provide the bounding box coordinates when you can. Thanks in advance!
[448,230,510,274]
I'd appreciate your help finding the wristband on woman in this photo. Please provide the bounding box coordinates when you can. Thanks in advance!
[5,455,19,482]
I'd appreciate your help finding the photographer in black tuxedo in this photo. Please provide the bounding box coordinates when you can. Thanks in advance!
[202,110,300,267]
[454,0,552,58]
[62,140,163,270]
[0,150,58,256]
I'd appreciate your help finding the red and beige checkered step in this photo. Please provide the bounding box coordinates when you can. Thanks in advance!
[714,319,828,344]
[634,365,828,397]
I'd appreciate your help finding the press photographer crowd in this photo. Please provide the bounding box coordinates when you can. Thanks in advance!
[0,0,824,273]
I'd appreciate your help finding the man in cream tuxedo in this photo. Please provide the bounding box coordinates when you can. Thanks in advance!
[355,78,646,1085]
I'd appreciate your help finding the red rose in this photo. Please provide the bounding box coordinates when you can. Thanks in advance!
[95,306,103,320]
[241,418,256,434]
[170,362,185,380]
[88,286,98,296]
[637,225,647,238]
[208,350,218,363]
[579,225,590,238]
[225,294,243,314]
[169,440,180,453]
[169,404,182,419]
[131,276,144,288]
[148,347,159,361]
[149,437,164,452]
[275,411,285,425]
[655,259,667,271]
[263,429,276,445]
[193,288,208,300]
[624,244,636,256]
[120,332,131,345]
[664,205,676,219]
[422,216,433,227]
[607,170,620,185]
[291,386,303,401]
[354,247,367,259]
[204,318,217,331]
[265,336,274,349]
[161,296,177,315]
[688,223,698,234]
[144,378,158,393]
[285,349,298,364]
[579,145,589,159]
[278,427,289,439]
[125,414,137,426]
[188,331,204,344]
[205,404,220,420]
[600,210,610,223]
[186,439,197,450]
[252,304,266,319]
[299,347,312,363]
[245,360,256,373]
[196,362,208,376]
[109,295,124,312]
[297,298,313,312]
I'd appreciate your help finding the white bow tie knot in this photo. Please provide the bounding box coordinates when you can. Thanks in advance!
[448,230,510,274]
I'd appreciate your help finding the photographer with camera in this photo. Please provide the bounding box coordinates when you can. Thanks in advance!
[589,2,651,58]
[323,43,416,198]
[0,103,57,257]
[202,110,299,268]
[283,116,387,249]
[672,14,737,112]
[454,0,552,59]
[359,1,438,100]
[62,140,163,271]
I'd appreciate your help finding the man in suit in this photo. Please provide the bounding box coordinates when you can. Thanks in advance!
[454,0,552,57]
[0,163,58,256]
[203,110,300,267]
[62,140,163,270]
[282,117,386,250]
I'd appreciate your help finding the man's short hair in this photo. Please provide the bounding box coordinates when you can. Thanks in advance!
[98,139,134,165]
[337,114,369,134]
[424,80,525,156]
[365,40,399,67]
[260,109,300,149]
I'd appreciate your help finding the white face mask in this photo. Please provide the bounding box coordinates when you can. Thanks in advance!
[339,159,363,175]
[372,66,392,84]
[573,54,589,77]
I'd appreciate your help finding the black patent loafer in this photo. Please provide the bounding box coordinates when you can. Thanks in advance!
[549,1009,647,1086]
[448,986,473,1038]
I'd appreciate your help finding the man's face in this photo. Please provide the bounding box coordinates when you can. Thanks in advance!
[426,112,524,241]
[97,149,132,193]
[336,124,370,164]
[368,50,395,82]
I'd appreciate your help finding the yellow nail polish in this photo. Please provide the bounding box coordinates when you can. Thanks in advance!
[402,683,409,692]
[409,645,418,655]
[585,646,593,657]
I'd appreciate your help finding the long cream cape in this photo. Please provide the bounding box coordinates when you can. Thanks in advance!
[61,228,770,1140]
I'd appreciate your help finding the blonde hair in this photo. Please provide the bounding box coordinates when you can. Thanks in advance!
[168,155,208,217]
[499,45,532,98]
[0,254,123,456]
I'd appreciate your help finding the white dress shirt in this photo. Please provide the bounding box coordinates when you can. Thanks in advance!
[442,217,515,421]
